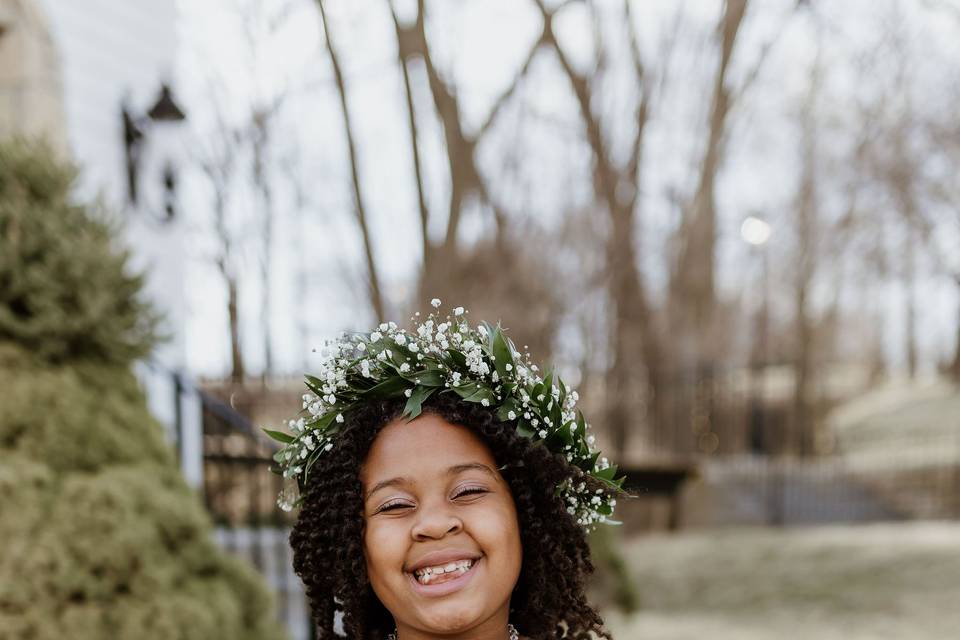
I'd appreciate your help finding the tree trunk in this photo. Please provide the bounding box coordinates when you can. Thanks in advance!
[251,109,275,379]
[670,0,748,372]
[227,276,245,384]
[537,0,662,459]
[792,53,821,458]
[317,0,386,321]
[904,227,918,380]
[389,1,432,272]
[951,275,960,382]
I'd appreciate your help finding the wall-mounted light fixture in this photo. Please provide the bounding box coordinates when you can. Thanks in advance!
[122,83,187,222]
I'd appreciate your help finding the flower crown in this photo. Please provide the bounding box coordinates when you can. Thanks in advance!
[265,299,624,529]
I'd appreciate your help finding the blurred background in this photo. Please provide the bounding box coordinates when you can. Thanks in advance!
[2,0,960,638]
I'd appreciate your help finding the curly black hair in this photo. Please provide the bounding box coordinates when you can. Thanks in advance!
[289,391,616,639]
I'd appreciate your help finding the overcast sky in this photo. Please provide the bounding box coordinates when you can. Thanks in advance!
[174,0,960,378]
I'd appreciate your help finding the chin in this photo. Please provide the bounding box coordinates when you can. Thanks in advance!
[417,601,482,633]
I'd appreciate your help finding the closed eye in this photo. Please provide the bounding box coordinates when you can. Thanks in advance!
[453,487,488,499]
[376,500,413,514]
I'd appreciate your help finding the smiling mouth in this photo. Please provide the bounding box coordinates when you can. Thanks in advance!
[412,558,476,585]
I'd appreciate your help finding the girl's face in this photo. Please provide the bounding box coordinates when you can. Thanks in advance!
[361,413,523,637]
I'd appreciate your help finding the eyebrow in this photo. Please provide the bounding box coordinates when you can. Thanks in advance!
[364,462,496,502]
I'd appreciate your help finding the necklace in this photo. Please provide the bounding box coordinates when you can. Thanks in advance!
[387,623,519,640]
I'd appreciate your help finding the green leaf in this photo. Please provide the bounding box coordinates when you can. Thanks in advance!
[447,349,467,369]
[262,428,295,444]
[595,464,619,482]
[516,420,536,439]
[556,420,574,445]
[530,381,545,403]
[463,386,496,404]
[491,325,514,379]
[402,367,444,387]
[452,380,481,399]
[496,397,520,422]
[312,410,340,432]
[542,369,555,398]
[366,375,409,398]
[577,450,601,473]
[403,386,437,420]
[304,375,324,396]
[480,321,498,350]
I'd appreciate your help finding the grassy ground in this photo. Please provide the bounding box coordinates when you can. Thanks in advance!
[602,522,960,639]
[829,378,960,471]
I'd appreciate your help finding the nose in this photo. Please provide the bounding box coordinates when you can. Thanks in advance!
[410,503,463,540]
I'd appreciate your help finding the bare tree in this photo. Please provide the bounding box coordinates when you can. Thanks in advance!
[196,101,246,383]
[669,0,750,373]
[391,0,550,287]
[531,0,671,458]
[791,46,822,456]
[236,0,289,379]
[316,0,386,321]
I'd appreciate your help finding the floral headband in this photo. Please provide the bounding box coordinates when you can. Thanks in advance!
[266,300,624,529]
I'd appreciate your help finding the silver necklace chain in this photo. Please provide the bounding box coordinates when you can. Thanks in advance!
[387,623,518,640]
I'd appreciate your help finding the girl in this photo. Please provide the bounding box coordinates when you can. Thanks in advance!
[271,302,624,639]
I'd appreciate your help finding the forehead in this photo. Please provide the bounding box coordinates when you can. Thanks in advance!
[361,413,496,485]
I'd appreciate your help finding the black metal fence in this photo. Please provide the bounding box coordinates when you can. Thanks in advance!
[692,430,960,528]
[198,390,314,639]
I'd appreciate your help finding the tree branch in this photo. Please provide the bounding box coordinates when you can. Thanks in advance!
[317,0,386,321]
[390,0,432,267]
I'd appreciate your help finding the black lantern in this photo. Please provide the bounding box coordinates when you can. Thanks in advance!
[122,82,187,222]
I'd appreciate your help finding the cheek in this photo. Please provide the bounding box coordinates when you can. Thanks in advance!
[363,519,406,586]
[474,499,523,576]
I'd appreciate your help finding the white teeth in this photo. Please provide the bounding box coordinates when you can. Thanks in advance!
[413,559,475,584]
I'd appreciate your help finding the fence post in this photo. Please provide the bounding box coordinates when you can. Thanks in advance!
[954,422,960,518]
[767,456,785,526]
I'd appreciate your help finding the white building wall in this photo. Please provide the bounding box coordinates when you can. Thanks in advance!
[37,0,188,363]
[35,0,201,484]
[37,0,178,204]
[0,0,67,149]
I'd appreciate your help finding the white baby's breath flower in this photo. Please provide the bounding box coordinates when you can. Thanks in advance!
[404,389,413,398]
[395,334,407,345]
[453,306,464,316]
[370,331,382,341]
[481,398,490,407]
[408,342,419,353]
[379,322,389,331]
[399,362,411,373]
[431,298,441,308]
[336,413,344,423]
[507,410,516,420]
